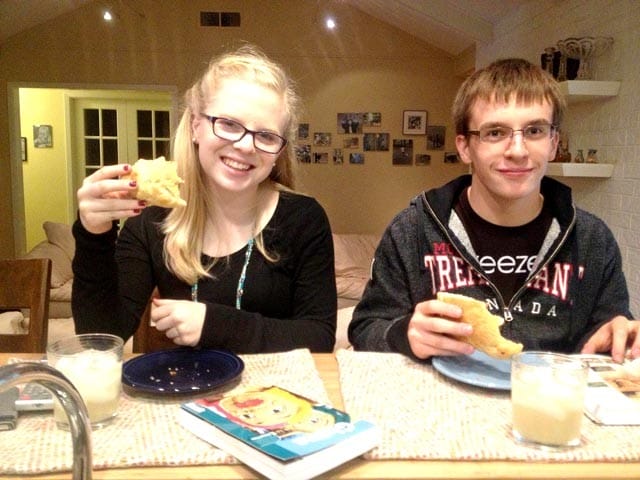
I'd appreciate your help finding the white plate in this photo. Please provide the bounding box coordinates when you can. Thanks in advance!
[432,350,512,390]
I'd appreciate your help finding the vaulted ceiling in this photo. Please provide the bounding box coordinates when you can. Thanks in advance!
[0,0,527,56]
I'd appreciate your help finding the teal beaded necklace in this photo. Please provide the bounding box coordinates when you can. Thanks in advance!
[191,237,255,310]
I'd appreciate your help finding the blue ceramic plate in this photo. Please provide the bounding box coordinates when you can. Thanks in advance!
[122,348,244,396]
[432,350,512,390]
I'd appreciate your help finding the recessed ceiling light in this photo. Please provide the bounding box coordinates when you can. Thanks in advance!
[325,17,336,30]
[103,10,113,21]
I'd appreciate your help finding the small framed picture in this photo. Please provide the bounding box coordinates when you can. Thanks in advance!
[20,137,27,162]
[415,153,431,166]
[297,123,309,140]
[349,152,364,164]
[427,125,446,150]
[313,132,332,147]
[33,124,53,148]
[403,110,427,135]
[295,145,311,163]
[444,151,461,163]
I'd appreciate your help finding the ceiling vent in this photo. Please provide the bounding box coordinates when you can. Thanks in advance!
[200,12,241,27]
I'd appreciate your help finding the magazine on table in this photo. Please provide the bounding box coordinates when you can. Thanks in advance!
[179,385,380,480]
[577,354,640,425]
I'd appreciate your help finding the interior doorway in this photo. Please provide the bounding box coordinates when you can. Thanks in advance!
[9,85,176,253]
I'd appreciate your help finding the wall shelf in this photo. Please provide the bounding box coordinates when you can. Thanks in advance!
[559,80,620,103]
[546,162,614,178]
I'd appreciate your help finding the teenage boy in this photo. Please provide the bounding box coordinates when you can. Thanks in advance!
[349,58,639,363]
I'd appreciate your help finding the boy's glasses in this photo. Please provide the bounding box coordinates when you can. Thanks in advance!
[468,123,557,144]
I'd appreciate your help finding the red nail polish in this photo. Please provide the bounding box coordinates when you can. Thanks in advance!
[133,208,141,214]
[129,180,137,187]
[138,200,146,207]
[123,164,130,172]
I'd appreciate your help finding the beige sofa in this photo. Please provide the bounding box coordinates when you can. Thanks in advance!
[22,221,74,319]
[333,233,378,309]
[332,233,379,349]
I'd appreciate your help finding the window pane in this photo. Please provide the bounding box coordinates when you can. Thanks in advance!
[84,109,99,136]
[103,139,118,165]
[102,109,117,136]
[155,111,170,137]
[85,139,100,166]
[138,140,152,159]
[156,140,170,158]
[137,110,152,137]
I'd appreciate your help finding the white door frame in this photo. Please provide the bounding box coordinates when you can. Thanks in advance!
[7,82,177,255]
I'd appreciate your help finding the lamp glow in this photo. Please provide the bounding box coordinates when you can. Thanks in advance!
[325,17,336,30]
[103,10,113,21]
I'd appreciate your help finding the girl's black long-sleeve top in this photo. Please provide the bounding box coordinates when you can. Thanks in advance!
[72,192,337,353]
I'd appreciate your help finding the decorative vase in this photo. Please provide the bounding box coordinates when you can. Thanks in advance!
[574,149,585,163]
[587,149,598,163]
[556,36,614,80]
[543,47,556,75]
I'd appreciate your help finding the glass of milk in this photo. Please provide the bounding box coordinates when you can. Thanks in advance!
[511,351,588,448]
[47,333,123,430]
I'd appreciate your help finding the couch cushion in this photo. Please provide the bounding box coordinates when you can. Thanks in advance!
[332,234,379,274]
[334,306,354,351]
[332,234,378,300]
[43,221,74,259]
[50,279,72,302]
[335,267,370,300]
[23,241,72,287]
[0,311,26,334]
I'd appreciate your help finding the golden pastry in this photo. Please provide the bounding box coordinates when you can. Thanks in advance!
[437,291,523,359]
[123,156,186,208]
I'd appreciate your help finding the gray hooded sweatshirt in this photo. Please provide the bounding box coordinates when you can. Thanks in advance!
[349,175,632,359]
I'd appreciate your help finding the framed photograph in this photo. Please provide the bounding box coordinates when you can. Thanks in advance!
[295,145,311,163]
[415,153,431,166]
[403,110,427,135]
[392,139,413,165]
[20,137,27,162]
[313,132,332,147]
[427,125,446,150]
[337,113,363,134]
[363,133,389,151]
[33,124,53,148]
[349,152,364,164]
[297,123,309,140]
[333,148,344,164]
[444,151,461,163]
[313,152,329,164]
[343,137,359,149]
[362,112,381,127]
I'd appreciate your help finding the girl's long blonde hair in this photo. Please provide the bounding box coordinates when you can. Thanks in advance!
[163,44,301,285]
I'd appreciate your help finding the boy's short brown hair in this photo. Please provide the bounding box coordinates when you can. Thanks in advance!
[452,58,566,136]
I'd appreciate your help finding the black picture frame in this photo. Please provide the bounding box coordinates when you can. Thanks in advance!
[403,110,427,135]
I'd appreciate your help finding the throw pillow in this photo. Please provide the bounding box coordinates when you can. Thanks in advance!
[43,221,74,259]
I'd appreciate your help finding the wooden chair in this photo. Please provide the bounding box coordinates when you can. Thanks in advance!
[132,289,176,353]
[0,258,52,353]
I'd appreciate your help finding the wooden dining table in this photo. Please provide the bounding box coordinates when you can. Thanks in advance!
[2,351,640,480]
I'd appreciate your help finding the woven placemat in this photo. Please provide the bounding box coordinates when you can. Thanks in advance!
[336,349,640,462]
[0,348,327,475]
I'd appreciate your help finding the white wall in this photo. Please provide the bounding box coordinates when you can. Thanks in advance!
[477,0,640,314]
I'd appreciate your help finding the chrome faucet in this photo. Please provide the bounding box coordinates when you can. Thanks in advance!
[0,362,92,479]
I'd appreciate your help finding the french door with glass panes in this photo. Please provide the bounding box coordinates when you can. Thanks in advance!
[72,99,171,195]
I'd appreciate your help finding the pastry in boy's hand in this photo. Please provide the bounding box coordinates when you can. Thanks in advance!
[437,291,523,359]
[123,156,186,208]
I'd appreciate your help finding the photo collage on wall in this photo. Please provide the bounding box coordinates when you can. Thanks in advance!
[296,110,456,165]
